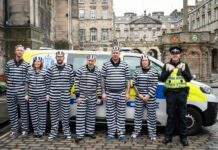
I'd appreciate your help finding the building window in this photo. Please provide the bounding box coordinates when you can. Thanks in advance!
[208,12,211,23]
[90,0,96,3]
[152,30,156,36]
[215,0,218,4]
[79,9,85,19]
[134,31,139,38]
[79,29,85,42]
[102,10,108,19]
[79,0,84,3]
[101,29,108,41]
[116,31,120,38]
[124,30,128,38]
[90,9,96,19]
[102,0,108,3]
[202,15,205,26]
[90,28,97,42]
[215,8,218,20]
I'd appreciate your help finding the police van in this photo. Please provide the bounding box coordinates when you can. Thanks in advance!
[23,49,218,135]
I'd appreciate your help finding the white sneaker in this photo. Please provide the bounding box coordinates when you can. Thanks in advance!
[66,135,71,141]
[10,132,17,138]
[131,133,137,139]
[48,135,55,141]
[21,131,28,137]
[150,137,156,141]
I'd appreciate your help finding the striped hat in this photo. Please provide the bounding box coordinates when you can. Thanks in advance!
[33,56,43,61]
[56,51,65,56]
[112,46,120,51]
[87,54,96,59]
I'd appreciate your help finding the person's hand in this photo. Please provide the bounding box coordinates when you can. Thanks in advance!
[24,95,29,101]
[77,98,81,105]
[166,64,175,72]
[125,93,130,101]
[96,99,101,104]
[102,93,107,101]
[143,95,150,101]
[46,95,50,101]
[177,63,185,71]
[138,94,144,100]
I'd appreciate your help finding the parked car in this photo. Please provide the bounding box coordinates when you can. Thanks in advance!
[23,49,218,135]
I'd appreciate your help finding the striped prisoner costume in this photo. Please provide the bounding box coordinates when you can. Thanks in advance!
[26,68,47,136]
[46,64,74,138]
[5,59,30,133]
[101,58,130,137]
[132,67,158,139]
[75,65,101,138]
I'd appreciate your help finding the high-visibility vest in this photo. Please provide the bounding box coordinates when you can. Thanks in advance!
[165,68,187,88]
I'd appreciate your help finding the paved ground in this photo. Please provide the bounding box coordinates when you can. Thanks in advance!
[0,78,218,150]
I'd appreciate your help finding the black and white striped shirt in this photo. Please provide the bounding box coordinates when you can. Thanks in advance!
[5,59,30,86]
[75,65,101,97]
[101,59,130,91]
[46,64,74,93]
[133,67,158,98]
[26,68,47,96]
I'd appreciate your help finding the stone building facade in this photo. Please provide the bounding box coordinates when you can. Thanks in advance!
[174,0,218,73]
[114,11,182,60]
[75,0,114,51]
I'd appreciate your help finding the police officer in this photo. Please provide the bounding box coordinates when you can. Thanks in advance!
[25,56,47,138]
[5,45,30,138]
[131,55,158,141]
[75,54,102,143]
[160,46,192,146]
[46,51,74,140]
[101,47,131,142]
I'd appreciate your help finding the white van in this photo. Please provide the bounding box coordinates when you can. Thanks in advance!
[23,49,218,135]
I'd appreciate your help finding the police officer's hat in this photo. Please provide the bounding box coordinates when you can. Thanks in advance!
[33,56,43,61]
[169,46,182,54]
[56,51,65,56]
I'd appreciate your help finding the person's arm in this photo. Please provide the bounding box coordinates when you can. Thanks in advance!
[181,63,192,82]
[46,67,52,97]
[4,62,9,82]
[24,69,30,101]
[75,68,82,99]
[97,71,102,99]
[133,70,139,96]
[148,70,159,98]
[69,65,74,88]
[125,63,131,94]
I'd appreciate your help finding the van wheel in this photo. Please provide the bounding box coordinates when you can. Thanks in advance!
[176,108,202,135]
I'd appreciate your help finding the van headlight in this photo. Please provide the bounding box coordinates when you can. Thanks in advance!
[200,86,213,94]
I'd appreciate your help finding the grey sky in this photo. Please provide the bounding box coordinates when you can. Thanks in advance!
[114,0,196,16]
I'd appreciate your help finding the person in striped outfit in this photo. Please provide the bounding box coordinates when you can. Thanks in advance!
[25,56,47,138]
[46,51,74,141]
[101,47,131,142]
[75,54,102,143]
[5,45,30,138]
[131,55,158,141]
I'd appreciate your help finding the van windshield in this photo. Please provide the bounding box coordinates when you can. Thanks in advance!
[67,54,110,71]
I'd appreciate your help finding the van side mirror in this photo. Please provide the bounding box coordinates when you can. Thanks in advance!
[192,74,196,80]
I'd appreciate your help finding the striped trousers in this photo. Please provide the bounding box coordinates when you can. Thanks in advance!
[6,85,29,133]
[106,91,126,137]
[132,97,157,138]
[49,90,71,137]
[29,96,47,135]
[76,93,97,138]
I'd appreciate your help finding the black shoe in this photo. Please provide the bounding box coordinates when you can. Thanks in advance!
[180,139,189,146]
[75,137,83,144]
[162,137,172,144]
[86,134,96,139]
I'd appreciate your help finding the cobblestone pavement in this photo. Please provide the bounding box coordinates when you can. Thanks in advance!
[0,89,217,150]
